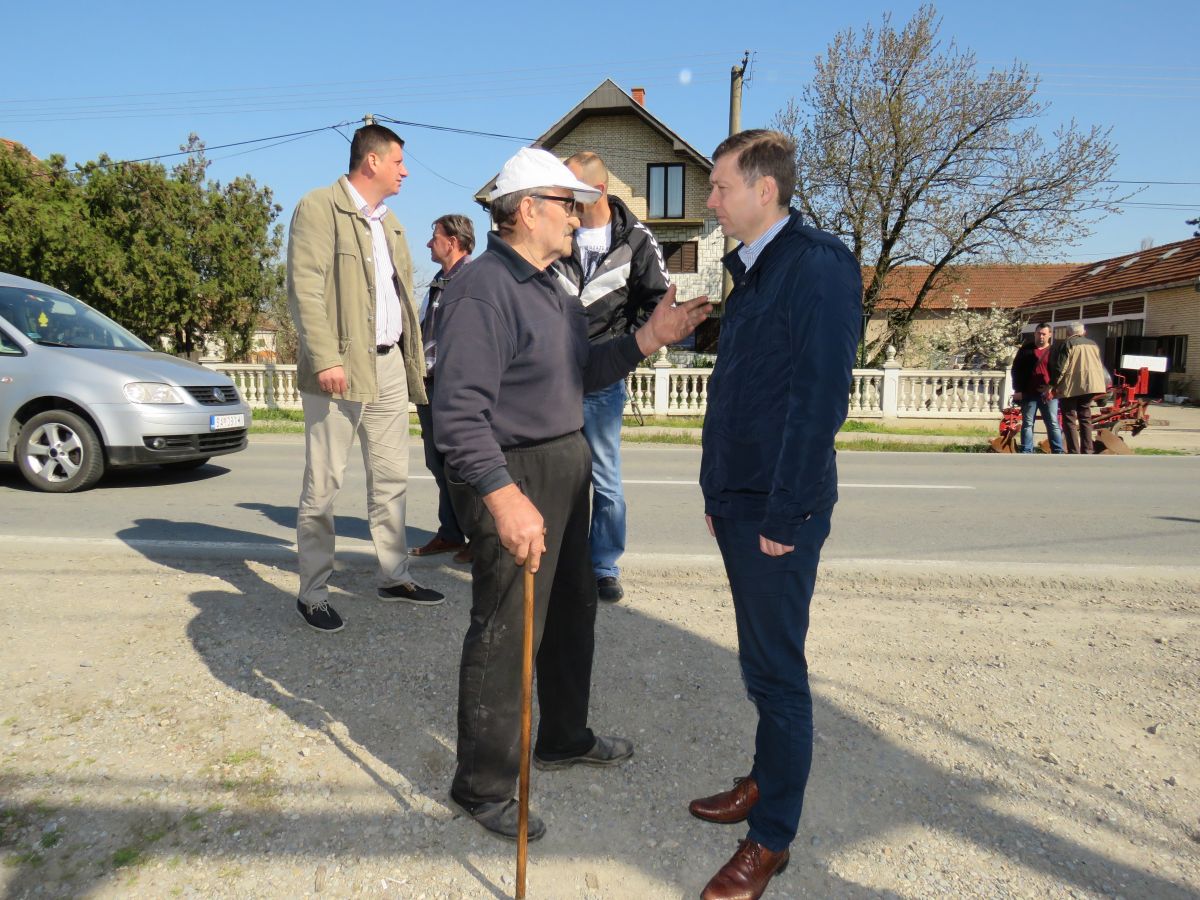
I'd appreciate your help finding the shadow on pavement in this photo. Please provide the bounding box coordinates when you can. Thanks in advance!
[1,517,1191,898]
[0,461,230,493]
[238,500,435,548]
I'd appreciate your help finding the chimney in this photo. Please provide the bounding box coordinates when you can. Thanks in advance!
[631,86,645,107]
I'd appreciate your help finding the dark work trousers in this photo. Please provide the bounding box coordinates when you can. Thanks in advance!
[1059,394,1097,455]
[415,387,465,544]
[712,509,833,853]
[448,431,598,805]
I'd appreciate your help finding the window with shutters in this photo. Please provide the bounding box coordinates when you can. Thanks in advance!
[661,241,698,274]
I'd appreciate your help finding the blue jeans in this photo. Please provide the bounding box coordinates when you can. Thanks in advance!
[581,380,627,580]
[1020,395,1064,454]
[712,509,833,852]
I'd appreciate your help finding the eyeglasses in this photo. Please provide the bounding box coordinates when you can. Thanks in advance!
[532,194,579,215]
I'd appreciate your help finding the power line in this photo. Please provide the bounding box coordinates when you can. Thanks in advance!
[11,121,358,179]
[6,110,1197,199]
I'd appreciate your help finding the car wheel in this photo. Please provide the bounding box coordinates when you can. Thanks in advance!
[16,410,106,493]
[159,457,211,472]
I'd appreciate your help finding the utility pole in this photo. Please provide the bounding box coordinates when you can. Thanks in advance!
[721,52,751,303]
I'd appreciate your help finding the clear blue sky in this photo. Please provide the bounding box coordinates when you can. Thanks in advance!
[4,0,1197,286]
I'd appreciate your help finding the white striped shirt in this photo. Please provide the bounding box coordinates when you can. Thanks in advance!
[341,179,403,346]
[737,213,790,272]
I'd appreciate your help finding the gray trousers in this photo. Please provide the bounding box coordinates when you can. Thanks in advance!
[297,350,411,605]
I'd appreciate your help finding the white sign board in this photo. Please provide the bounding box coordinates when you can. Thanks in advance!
[1121,354,1169,372]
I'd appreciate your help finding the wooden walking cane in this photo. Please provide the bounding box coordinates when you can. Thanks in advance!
[516,558,535,899]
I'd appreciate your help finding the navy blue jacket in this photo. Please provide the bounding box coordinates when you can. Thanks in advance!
[700,210,861,544]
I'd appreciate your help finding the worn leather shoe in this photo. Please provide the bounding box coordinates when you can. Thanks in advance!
[690,776,758,824]
[448,792,545,843]
[701,839,789,900]
[452,545,473,564]
[596,576,624,602]
[411,535,467,557]
[532,734,633,770]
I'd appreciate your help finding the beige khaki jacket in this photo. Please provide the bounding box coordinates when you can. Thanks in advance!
[286,177,427,404]
[1052,335,1107,399]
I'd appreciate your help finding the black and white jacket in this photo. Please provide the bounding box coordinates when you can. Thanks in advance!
[554,196,670,345]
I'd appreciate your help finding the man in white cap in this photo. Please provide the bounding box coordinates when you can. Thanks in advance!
[433,147,711,841]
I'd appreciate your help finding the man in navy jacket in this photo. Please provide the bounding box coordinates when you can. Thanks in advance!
[690,130,861,900]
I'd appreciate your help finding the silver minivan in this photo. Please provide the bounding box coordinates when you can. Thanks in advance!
[0,272,252,492]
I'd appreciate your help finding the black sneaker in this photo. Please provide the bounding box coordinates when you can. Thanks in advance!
[533,734,634,770]
[297,598,344,633]
[448,792,545,843]
[377,581,445,606]
[596,576,624,602]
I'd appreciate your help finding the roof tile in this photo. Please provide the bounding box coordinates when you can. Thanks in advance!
[1023,237,1200,307]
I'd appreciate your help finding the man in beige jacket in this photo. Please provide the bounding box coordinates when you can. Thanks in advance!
[1050,321,1109,455]
[287,123,442,632]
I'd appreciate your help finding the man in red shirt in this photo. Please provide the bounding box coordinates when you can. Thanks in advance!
[1010,323,1065,454]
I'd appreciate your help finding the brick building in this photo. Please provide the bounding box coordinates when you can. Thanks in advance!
[866,263,1076,352]
[474,80,723,307]
[1020,237,1200,398]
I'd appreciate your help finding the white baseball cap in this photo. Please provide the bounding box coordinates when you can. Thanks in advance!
[488,147,601,203]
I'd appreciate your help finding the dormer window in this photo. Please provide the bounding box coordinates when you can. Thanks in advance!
[648,163,684,218]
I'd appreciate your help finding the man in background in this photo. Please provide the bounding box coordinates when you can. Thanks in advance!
[411,214,474,564]
[1010,322,1065,454]
[1051,321,1108,454]
[556,151,670,602]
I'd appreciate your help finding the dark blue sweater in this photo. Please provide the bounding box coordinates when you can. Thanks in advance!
[432,233,642,495]
[700,210,861,544]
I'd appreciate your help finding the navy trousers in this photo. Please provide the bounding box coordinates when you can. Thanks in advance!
[712,509,832,853]
[415,397,465,544]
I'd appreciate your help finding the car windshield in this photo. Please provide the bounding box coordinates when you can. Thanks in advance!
[0,285,150,351]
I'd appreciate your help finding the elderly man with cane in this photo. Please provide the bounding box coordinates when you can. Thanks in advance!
[432,147,710,843]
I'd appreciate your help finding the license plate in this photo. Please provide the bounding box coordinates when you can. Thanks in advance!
[209,413,245,431]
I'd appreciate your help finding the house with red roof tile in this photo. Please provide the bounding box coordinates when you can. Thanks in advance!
[864,263,1076,354]
[1020,238,1200,398]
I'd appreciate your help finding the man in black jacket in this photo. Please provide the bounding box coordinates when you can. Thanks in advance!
[689,130,861,900]
[1009,323,1065,454]
[411,214,475,561]
[555,151,670,602]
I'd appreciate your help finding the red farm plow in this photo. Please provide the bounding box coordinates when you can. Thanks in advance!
[990,367,1156,454]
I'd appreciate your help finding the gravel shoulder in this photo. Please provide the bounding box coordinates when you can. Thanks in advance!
[2,546,1197,899]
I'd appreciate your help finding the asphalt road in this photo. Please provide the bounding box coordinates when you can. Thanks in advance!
[2,436,1198,568]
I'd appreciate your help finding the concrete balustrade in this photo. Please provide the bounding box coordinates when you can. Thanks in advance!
[205,356,1011,421]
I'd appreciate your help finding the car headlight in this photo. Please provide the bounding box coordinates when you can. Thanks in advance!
[123,382,184,404]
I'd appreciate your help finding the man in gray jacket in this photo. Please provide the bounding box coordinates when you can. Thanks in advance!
[287,123,443,633]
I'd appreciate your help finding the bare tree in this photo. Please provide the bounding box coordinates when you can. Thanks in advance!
[774,4,1129,362]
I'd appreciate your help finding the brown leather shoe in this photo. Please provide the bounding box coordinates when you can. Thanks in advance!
[701,839,789,900]
[452,545,473,564]
[411,536,466,557]
[690,776,758,824]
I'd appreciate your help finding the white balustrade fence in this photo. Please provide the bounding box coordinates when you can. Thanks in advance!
[205,359,1010,420]
[210,364,302,409]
